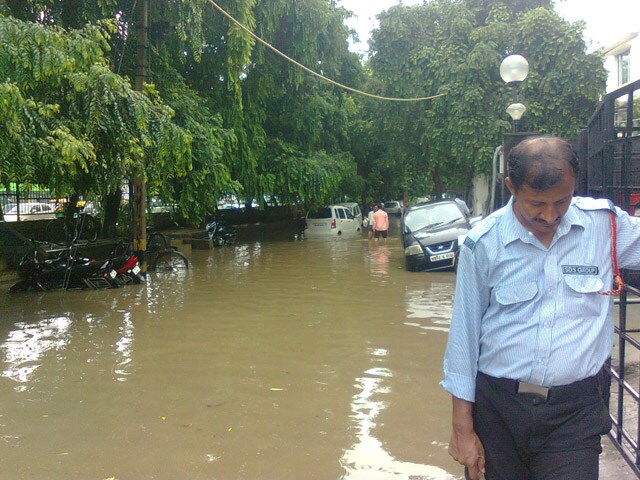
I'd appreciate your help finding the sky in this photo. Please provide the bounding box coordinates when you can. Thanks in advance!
[339,0,639,55]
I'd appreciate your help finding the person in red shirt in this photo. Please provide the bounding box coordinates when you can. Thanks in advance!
[372,203,389,240]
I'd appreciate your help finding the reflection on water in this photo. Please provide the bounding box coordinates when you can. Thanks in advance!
[0,223,461,480]
[114,312,134,382]
[341,347,455,480]
[368,244,391,279]
[404,282,454,333]
[2,317,71,386]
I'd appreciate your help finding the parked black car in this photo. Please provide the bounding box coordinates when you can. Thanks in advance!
[401,199,482,272]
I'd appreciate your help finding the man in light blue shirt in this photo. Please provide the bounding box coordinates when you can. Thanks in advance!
[441,136,640,479]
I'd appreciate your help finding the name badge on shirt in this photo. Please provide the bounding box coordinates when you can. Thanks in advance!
[562,265,599,276]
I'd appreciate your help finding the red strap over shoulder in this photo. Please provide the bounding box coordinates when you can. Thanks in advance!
[597,210,623,296]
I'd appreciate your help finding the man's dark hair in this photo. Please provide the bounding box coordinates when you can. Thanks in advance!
[507,136,580,191]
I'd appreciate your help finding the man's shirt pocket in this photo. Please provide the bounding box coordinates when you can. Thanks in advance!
[493,282,538,322]
[563,275,605,317]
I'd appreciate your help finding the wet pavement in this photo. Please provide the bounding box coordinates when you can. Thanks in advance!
[0,217,636,479]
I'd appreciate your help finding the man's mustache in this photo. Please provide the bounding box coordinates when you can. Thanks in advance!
[533,217,560,225]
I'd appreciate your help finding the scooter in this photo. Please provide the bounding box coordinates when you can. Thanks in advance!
[206,218,237,246]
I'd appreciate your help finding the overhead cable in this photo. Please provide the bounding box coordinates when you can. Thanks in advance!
[207,0,446,103]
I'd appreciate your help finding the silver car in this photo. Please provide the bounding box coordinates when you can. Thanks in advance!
[3,202,56,222]
[384,200,404,215]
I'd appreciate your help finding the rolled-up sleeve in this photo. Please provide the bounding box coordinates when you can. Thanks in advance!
[616,208,640,270]
[440,241,491,402]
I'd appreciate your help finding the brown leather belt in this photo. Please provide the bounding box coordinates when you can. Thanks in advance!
[479,371,601,405]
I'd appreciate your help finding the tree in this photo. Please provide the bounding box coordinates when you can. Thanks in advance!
[0,4,238,228]
[366,0,606,199]
[212,0,365,208]
[0,17,199,231]
[1,0,367,219]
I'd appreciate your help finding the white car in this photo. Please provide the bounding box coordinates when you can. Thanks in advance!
[304,205,362,237]
[384,200,404,215]
[2,202,56,221]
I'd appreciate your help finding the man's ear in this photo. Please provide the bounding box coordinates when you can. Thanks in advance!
[505,177,516,197]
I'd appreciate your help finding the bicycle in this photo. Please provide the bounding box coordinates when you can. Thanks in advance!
[147,230,169,252]
[145,230,189,273]
[47,210,98,246]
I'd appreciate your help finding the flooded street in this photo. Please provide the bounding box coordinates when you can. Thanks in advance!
[0,218,462,480]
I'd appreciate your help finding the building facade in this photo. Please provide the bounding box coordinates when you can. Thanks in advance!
[601,32,639,93]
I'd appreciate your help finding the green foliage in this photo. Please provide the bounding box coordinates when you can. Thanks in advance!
[514,7,606,135]
[263,139,358,207]
[366,0,606,198]
[0,17,109,190]
[1,0,367,219]
[2,0,605,216]
[0,13,237,225]
[149,61,238,223]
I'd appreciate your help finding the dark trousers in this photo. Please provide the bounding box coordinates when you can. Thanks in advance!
[474,371,612,480]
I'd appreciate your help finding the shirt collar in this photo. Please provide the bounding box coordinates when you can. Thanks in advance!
[500,197,584,246]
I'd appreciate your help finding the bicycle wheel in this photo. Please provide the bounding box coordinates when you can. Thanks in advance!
[148,232,168,253]
[150,250,189,273]
[77,214,98,242]
[47,218,75,245]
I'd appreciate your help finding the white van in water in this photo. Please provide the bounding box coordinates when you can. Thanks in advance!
[335,202,363,227]
[304,205,362,237]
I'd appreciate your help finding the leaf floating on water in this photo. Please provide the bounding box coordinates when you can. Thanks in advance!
[269,388,285,391]
[228,427,233,432]
[57,452,69,456]
[160,416,167,422]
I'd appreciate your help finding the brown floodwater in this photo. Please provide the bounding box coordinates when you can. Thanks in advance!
[0,218,462,480]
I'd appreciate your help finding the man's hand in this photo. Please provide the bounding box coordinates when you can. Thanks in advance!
[449,396,486,479]
[449,427,485,479]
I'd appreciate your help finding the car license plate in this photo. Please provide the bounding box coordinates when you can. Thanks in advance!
[430,252,455,262]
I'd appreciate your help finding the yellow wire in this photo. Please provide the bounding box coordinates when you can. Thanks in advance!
[207,0,446,103]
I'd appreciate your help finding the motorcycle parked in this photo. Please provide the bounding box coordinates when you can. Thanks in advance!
[9,241,144,293]
[206,218,237,246]
[83,242,145,288]
[10,248,109,292]
[104,241,145,287]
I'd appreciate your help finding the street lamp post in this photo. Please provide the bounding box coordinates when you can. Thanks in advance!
[500,54,529,132]
[506,102,527,132]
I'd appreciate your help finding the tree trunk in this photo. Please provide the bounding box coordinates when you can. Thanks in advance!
[102,189,122,239]
[65,192,80,219]
[132,0,149,268]
[431,167,443,198]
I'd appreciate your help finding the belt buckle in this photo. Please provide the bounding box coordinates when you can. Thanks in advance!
[517,381,549,400]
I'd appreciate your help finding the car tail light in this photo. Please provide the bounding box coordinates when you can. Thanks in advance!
[331,219,336,229]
